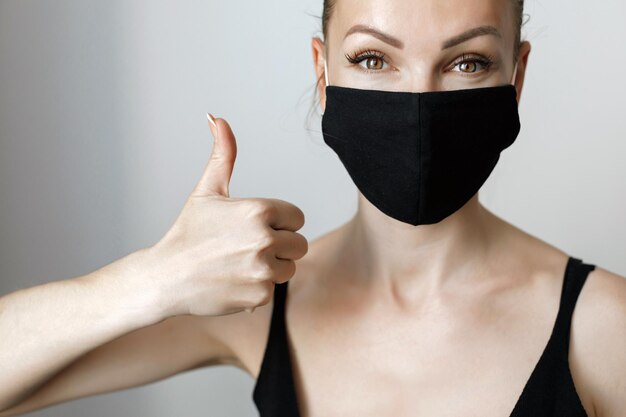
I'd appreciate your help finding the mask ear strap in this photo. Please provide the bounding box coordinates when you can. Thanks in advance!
[324,58,329,87]
[511,60,518,85]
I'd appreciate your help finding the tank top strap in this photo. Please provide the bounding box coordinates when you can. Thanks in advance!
[551,256,596,351]
[254,259,597,417]
[509,256,596,417]
[252,281,300,416]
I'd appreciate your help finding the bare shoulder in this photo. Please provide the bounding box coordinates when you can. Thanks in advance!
[570,263,626,417]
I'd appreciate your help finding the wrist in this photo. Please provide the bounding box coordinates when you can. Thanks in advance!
[82,247,171,328]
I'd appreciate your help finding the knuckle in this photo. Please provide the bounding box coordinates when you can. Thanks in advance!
[257,285,274,306]
[250,199,276,221]
[242,198,263,218]
[247,283,273,307]
[251,261,274,281]
[260,204,278,223]
[256,232,276,252]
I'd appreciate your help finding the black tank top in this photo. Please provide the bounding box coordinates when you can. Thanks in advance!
[252,255,596,417]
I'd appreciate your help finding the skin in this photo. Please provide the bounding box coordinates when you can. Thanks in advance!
[222,1,626,417]
[1,0,624,416]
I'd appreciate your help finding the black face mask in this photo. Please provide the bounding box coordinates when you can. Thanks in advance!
[321,82,521,226]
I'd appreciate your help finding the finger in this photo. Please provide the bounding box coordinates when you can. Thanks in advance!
[269,257,296,284]
[272,230,309,260]
[190,115,238,198]
[263,198,306,231]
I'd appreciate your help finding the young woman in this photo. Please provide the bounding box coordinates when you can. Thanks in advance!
[0,0,624,416]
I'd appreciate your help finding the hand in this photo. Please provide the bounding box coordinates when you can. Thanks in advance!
[142,113,308,317]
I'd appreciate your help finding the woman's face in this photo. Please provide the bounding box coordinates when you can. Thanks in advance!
[312,0,531,108]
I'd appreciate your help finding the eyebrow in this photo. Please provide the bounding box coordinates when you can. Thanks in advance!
[343,24,502,50]
[441,25,502,49]
[344,24,405,49]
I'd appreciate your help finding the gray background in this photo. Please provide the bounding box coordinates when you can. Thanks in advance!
[0,0,624,416]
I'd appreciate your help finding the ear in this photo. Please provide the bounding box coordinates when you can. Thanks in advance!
[311,36,328,113]
[513,40,531,103]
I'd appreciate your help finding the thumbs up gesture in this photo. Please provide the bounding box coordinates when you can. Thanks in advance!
[142,114,308,318]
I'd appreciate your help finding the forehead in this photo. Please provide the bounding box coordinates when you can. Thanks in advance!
[330,0,515,48]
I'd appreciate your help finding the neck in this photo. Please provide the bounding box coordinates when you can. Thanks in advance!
[342,192,499,297]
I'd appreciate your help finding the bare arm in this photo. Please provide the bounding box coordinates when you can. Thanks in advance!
[589,268,626,417]
[0,311,240,417]
[569,267,626,417]
[0,114,306,415]
[0,248,166,412]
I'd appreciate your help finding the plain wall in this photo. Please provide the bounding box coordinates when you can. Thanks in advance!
[0,0,624,416]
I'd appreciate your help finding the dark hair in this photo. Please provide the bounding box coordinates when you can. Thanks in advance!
[304,0,529,130]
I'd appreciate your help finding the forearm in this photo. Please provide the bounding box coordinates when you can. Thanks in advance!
[0,248,165,411]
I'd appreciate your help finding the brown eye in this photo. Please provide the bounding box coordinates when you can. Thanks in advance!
[451,55,494,75]
[458,61,478,73]
[364,57,384,70]
[345,49,389,73]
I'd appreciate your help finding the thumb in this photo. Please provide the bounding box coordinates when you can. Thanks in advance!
[190,113,238,198]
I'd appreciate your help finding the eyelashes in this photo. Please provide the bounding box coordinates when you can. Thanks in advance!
[344,49,388,72]
[345,48,386,64]
[451,53,495,74]
[344,48,496,75]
